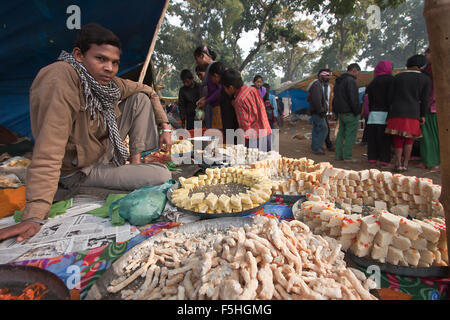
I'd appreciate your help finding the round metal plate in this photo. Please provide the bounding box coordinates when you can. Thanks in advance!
[346,252,449,278]
[0,264,71,300]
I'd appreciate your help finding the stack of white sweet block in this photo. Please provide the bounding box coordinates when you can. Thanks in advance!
[293,192,448,267]
[250,157,328,196]
[320,166,444,219]
[214,145,281,166]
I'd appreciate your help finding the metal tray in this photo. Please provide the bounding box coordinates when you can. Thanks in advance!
[0,265,71,300]
[167,183,269,219]
[85,217,253,300]
[346,252,449,278]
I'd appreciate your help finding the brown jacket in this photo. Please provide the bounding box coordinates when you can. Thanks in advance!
[22,61,168,221]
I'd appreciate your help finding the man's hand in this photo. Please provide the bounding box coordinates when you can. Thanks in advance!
[0,221,41,242]
[420,117,426,125]
[159,131,172,153]
[196,97,206,110]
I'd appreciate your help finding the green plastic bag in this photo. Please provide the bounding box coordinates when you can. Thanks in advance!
[108,180,175,226]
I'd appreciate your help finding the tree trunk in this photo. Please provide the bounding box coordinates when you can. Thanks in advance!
[423,0,450,269]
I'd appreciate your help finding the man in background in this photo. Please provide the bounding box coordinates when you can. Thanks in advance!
[332,63,362,162]
[178,69,200,130]
[307,69,334,155]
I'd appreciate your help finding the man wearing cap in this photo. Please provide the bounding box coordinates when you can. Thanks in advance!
[307,69,333,155]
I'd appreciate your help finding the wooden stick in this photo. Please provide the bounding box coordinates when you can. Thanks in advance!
[424,0,450,271]
[138,0,170,84]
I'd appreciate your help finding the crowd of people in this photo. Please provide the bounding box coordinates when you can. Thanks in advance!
[306,51,439,173]
[176,46,440,173]
[177,46,282,151]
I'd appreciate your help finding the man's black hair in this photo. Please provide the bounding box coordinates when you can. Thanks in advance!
[253,75,263,83]
[75,23,121,54]
[317,68,332,77]
[180,69,194,81]
[347,63,361,72]
[209,61,226,76]
[262,83,270,90]
[195,64,207,72]
[406,54,427,69]
[193,45,217,60]
[221,69,244,89]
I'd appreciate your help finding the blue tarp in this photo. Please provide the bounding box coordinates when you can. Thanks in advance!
[275,87,366,114]
[0,0,166,138]
[277,89,310,113]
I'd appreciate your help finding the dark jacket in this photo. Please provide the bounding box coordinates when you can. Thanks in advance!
[219,88,239,131]
[388,71,431,120]
[332,73,361,116]
[366,74,395,113]
[308,79,328,115]
[178,82,200,121]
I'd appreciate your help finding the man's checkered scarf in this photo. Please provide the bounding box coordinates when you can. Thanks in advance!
[58,50,129,166]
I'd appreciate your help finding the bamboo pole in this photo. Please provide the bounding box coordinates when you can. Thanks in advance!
[423,0,450,269]
[138,0,170,84]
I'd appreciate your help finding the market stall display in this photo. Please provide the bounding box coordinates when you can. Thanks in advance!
[169,167,272,214]
[87,216,377,300]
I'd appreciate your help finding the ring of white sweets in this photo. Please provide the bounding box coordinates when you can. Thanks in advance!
[171,167,272,214]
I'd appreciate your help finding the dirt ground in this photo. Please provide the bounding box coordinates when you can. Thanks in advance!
[276,119,442,185]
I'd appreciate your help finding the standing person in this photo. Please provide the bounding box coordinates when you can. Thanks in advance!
[206,61,225,130]
[262,83,279,129]
[252,75,267,100]
[307,69,334,155]
[332,63,362,162]
[0,23,172,242]
[221,69,272,152]
[419,48,440,170]
[193,46,222,130]
[365,60,395,168]
[178,69,200,130]
[385,55,430,172]
[307,69,331,155]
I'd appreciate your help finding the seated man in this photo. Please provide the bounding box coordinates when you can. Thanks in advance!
[0,23,172,242]
[221,69,272,152]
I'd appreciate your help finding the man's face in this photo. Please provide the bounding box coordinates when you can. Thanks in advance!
[224,85,236,97]
[183,78,194,88]
[73,43,121,85]
[254,78,263,89]
[320,74,331,82]
[211,73,221,85]
[349,69,360,79]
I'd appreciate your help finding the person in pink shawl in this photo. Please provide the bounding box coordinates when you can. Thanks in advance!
[364,60,395,168]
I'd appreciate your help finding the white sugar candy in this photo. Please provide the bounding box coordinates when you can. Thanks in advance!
[374,229,394,247]
[398,218,422,241]
[387,246,404,265]
[391,234,412,251]
[371,244,389,262]
[379,210,401,233]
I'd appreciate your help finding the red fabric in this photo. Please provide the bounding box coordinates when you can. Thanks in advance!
[374,60,393,77]
[386,117,422,138]
[233,85,272,139]
[393,135,414,148]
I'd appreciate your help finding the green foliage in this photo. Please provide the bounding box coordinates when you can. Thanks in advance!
[357,0,428,69]
[153,0,418,96]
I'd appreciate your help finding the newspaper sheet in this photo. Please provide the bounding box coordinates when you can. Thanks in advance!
[0,196,140,264]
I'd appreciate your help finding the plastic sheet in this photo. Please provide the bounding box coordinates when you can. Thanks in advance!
[109,180,176,226]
